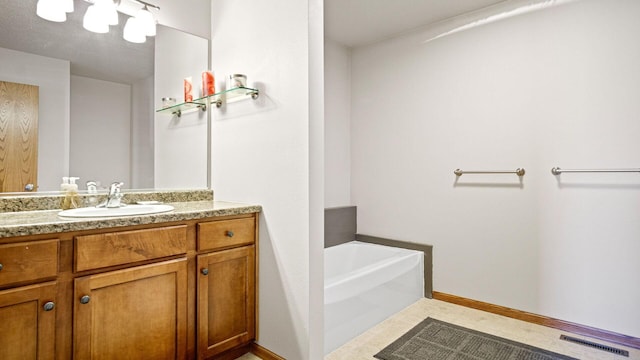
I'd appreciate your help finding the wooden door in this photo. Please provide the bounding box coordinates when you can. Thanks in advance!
[0,282,57,360]
[197,245,256,359]
[0,81,39,192]
[74,259,188,360]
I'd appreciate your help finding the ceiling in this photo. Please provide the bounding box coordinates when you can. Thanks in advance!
[2,0,513,80]
[325,0,506,47]
[0,0,154,84]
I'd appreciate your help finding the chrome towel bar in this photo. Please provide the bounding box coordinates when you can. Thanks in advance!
[454,168,525,177]
[551,167,640,175]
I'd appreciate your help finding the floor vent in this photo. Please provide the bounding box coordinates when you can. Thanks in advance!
[560,335,629,357]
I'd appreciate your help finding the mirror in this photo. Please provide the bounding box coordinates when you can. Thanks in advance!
[0,0,209,192]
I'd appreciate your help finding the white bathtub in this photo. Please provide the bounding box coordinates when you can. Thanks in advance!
[324,241,424,355]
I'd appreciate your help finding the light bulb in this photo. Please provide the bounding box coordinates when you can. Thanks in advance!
[94,0,118,26]
[83,5,109,33]
[63,0,74,13]
[135,6,156,37]
[123,17,146,43]
[36,0,67,22]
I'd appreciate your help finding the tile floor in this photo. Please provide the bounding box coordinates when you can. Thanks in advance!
[236,298,639,359]
[326,298,640,360]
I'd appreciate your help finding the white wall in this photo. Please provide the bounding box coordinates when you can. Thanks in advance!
[308,1,325,358]
[155,0,211,39]
[350,0,640,337]
[131,75,154,189]
[210,0,324,359]
[154,26,209,189]
[0,47,70,191]
[69,76,131,188]
[324,39,351,207]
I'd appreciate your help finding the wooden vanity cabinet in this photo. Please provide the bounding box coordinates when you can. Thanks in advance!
[74,259,188,359]
[197,246,256,359]
[72,225,189,359]
[197,216,257,359]
[0,211,258,360]
[0,282,57,360]
[0,239,59,360]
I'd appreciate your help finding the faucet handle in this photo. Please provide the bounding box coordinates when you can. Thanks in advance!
[86,181,98,193]
[109,181,124,194]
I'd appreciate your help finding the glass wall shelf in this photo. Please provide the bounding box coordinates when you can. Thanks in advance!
[206,86,259,108]
[156,86,259,117]
[156,101,207,117]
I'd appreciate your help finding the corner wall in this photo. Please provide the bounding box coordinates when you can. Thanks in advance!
[210,1,323,359]
[350,0,640,337]
[324,39,351,207]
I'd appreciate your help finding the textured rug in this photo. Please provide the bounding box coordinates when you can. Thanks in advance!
[374,318,578,360]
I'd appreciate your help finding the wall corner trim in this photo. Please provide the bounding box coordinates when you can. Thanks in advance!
[251,343,286,360]
[432,291,640,350]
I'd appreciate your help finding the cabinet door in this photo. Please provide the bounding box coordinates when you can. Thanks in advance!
[74,259,188,360]
[197,245,255,358]
[0,282,56,360]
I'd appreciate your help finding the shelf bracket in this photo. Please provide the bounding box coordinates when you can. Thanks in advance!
[172,104,206,118]
[215,90,259,108]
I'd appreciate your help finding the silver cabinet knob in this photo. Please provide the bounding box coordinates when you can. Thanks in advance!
[80,295,91,304]
[226,230,234,237]
[43,302,55,311]
[201,268,209,276]
[24,183,35,191]
[0,263,3,271]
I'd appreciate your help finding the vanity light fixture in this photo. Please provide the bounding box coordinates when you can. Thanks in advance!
[122,3,157,43]
[63,0,74,13]
[36,0,159,44]
[121,1,160,43]
[36,0,74,23]
[83,4,110,33]
[136,5,156,36]
[123,16,146,43]
[83,0,119,33]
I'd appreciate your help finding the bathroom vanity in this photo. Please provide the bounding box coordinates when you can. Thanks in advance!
[0,191,260,360]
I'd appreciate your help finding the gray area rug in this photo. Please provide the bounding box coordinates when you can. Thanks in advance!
[374,318,578,360]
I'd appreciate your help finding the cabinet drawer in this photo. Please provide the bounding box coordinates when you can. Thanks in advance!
[75,225,187,272]
[198,217,255,251]
[0,240,58,287]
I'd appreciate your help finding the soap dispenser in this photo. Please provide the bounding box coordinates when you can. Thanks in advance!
[61,177,82,210]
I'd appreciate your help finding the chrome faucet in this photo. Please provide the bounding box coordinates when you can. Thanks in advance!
[102,181,124,208]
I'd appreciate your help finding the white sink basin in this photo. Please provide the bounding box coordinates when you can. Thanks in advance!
[58,204,174,218]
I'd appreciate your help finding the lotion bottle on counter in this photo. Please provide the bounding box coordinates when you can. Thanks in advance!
[60,177,82,210]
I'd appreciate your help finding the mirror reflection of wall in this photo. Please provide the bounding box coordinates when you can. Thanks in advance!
[0,0,209,192]
[70,74,153,191]
[153,25,209,190]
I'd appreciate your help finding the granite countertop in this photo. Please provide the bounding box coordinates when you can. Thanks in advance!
[0,200,262,239]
